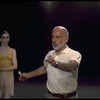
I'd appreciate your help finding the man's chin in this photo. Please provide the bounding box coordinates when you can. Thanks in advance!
[53,47,59,50]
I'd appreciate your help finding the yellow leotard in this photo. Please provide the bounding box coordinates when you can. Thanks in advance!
[0,49,13,68]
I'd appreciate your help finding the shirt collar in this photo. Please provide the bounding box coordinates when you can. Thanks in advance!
[60,45,69,54]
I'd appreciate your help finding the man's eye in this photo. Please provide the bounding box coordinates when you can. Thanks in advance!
[56,36,60,38]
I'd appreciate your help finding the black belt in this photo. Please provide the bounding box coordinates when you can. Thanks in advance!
[48,90,76,99]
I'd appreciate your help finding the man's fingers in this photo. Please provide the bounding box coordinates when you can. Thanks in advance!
[19,76,26,81]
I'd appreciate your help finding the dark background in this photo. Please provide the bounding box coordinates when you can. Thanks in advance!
[0,1,100,81]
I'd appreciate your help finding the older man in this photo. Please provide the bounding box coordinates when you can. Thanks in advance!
[19,26,82,99]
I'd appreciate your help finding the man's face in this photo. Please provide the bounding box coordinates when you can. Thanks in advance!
[52,29,68,51]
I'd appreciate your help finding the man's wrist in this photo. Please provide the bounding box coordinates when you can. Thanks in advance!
[54,61,58,67]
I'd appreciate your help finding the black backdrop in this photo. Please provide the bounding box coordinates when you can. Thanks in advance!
[0,1,100,80]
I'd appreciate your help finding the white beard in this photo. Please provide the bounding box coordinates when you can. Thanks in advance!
[52,40,65,50]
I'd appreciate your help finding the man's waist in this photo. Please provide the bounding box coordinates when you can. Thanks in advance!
[48,90,77,99]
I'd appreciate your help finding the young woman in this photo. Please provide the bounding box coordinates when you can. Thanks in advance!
[0,30,18,98]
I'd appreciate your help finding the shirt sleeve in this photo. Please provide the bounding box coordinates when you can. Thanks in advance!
[43,55,48,67]
[70,51,82,65]
[43,52,51,67]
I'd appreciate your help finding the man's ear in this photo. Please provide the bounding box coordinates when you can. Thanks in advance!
[65,37,69,43]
